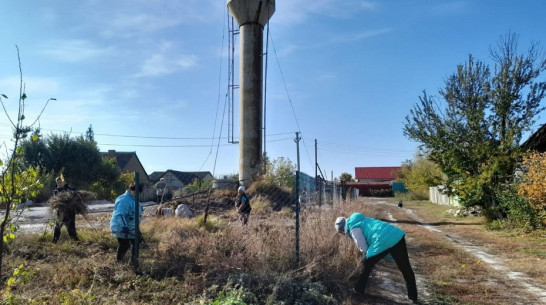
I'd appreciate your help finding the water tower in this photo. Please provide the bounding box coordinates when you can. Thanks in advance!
[227,0,275,187]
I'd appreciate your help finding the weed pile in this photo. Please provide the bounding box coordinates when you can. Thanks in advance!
[47,190,97,215]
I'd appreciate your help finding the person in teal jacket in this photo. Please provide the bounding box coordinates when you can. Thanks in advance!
[335,212,417,303]
[110,182,143,263]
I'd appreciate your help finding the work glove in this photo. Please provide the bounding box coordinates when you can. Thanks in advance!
[122,226,131,235]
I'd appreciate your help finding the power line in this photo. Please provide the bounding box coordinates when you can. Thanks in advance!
[200,5,229,171]
[318,140,414,155]
[98,137,293,149]
[269,33,302,135]
[269,32,314,169]
[100,143,234,148]
[0,123,294,141]
[319,147,412,156]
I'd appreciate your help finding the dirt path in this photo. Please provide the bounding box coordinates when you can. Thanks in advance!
[356,198,546,305]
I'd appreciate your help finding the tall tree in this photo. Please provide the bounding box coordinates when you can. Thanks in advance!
[21,133,106,188]
[339,172,353,182]
[85,124,95,142]
[263,157,296,188]
[404,33,546,212]
[398,154,444,200]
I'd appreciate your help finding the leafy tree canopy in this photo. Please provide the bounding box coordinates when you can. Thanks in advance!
[20,131,118,189]
[404,32,546,210]
[398,153,444,200]
[339,172,353,182]
[263,156,296,188]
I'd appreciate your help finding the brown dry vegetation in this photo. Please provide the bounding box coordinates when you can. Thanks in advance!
[1,196,545,305]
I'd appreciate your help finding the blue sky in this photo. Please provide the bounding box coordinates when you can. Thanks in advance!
[1,0,545,180]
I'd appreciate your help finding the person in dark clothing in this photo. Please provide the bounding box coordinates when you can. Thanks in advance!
[52,176,78,243]
[335,213,418,303]
[235,186,251,226]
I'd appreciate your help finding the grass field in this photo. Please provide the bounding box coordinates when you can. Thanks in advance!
[1,196,545,304]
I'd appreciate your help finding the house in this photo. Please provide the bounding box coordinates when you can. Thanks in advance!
[149,170,213,190]
[101,150,149,184]
[355,167,401,183]
[521,123,546,152]
[342,166,405,196]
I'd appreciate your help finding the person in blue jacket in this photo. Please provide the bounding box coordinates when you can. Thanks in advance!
[110,182,143,263]
[335,212,417,303]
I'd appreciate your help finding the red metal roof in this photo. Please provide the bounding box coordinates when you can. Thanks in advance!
[355,167,401,180]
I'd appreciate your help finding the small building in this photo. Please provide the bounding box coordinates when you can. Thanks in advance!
[521,123,546,152]
[355,166,401,183]
[347,166,405,196]
[102,150,149,184]
[149,170,213,190]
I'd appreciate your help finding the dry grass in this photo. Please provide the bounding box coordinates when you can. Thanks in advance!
[2,197,545,304]
[405,200,546,304]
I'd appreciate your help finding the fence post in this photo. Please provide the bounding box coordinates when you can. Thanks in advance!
[294,132,301,267]
[132,172,140,272]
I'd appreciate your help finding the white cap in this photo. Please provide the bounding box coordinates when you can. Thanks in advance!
[238,186,245,192]
[335,217,346,233]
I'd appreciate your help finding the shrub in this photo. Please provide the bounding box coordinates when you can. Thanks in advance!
[90,172,133,201]
[369,189,393,197]
[495,185,540,230]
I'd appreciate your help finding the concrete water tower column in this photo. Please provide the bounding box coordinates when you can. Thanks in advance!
[227,0,275,187]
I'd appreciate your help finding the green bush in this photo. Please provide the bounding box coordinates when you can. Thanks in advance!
[183,178,213,195]
[494,185,540,230]
[89,172,133,201]
[369,189,393,197]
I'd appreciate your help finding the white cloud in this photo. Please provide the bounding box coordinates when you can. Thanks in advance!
[101,14,183,38]
[39,40,111,62]
[276,28,392,56]
[273,0,378,26]
[136,53,198,77]
[360,1,378,10]
[93,0,224,39]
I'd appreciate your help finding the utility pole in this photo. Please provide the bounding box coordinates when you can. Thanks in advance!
[314,139,318,197]
[294,132,301,267]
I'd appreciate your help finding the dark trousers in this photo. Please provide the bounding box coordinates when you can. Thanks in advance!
[355,237,417,301]
[238,211,250,226]
[116,238,135,262]
[53,210,78,243]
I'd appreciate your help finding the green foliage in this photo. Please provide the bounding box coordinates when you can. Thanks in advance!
[0,47,53,279]
[403,32,546,214]
[88,160,128,201]
[206,288,249,305]
[495,185,540,230]
[2,264,34,304]
[369,189,393,197]
[399,155,444,200]
[263,157,296,188]
[85,124,95,142]
[183,178,213,195]
[339,172,353,182]
[20,133,116,189]
[195,214,224,232]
